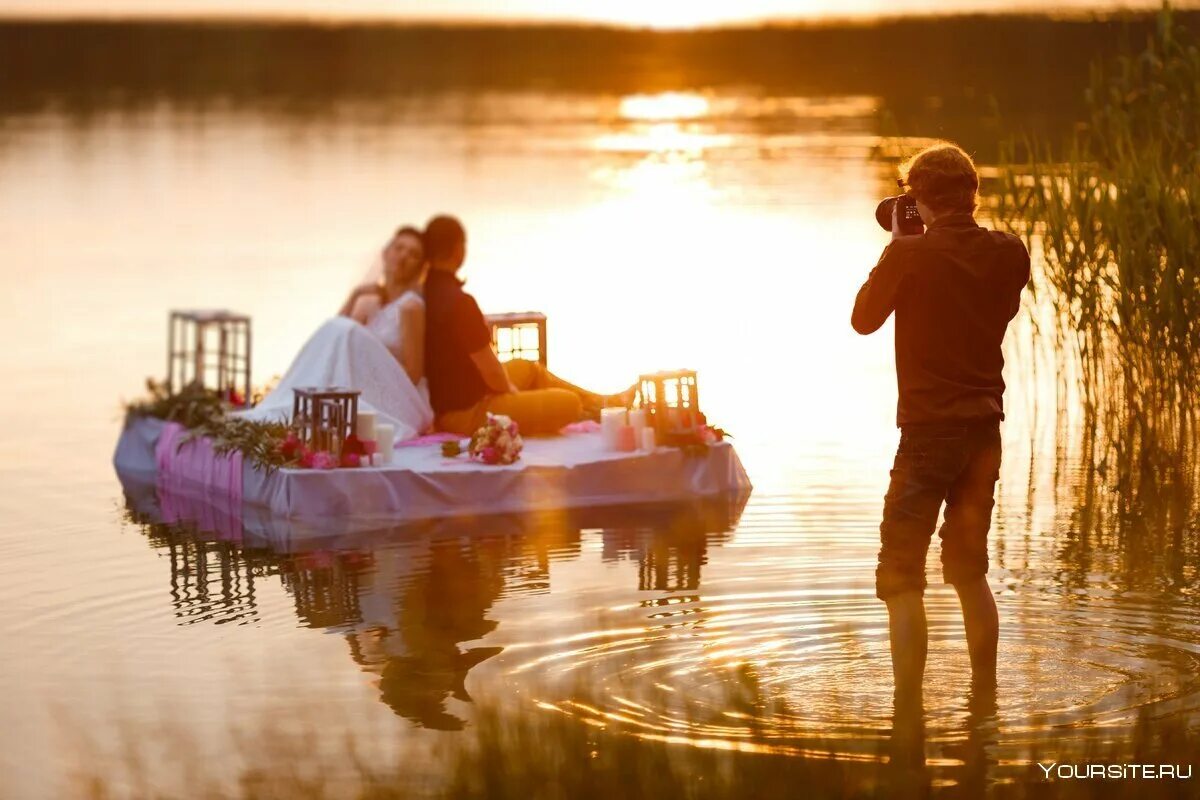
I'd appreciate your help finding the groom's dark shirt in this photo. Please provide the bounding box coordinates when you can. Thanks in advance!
[852,213,1030,426]
[424,270,492,415]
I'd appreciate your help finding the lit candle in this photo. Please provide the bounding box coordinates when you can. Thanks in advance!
[600,407,626,451]
[628,409,648,431]
[616,424,637,452]
[376,423,395,464]
[639,427,656,452]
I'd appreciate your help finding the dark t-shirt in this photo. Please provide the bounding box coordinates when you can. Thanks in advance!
[851,213,1031,426]
[424,270,493,415]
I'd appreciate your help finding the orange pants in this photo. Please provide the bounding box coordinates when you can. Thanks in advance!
[436,360,599,436]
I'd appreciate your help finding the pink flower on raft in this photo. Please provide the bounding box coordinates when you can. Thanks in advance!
[468,414,523,465]
[311,451,338,470]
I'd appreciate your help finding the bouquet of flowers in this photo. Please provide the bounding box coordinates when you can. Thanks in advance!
[467,414,523,465]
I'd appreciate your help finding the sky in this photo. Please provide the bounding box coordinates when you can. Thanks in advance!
[0,0,1188,27]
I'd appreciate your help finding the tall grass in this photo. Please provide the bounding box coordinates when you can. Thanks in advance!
[996,4,1200,535]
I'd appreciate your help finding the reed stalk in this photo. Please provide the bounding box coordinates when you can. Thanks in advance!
[997,3,1200,535]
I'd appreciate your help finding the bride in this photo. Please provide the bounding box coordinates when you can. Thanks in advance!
[240,226,435,441]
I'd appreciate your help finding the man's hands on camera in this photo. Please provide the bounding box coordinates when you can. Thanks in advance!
[891,201,911,242]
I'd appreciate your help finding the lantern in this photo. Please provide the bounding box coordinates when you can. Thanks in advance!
[168,310,252,406]
[636,370,701,434]
[485,311,547,366]
[291,387,361,454]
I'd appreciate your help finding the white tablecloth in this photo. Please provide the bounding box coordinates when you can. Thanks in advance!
[114,416,752,528]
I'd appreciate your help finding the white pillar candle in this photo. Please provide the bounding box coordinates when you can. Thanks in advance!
[356,411,377,442]
[599,407,627,451]
[628,409,648,431]
[639,427,656,452]
[375,423,395,464]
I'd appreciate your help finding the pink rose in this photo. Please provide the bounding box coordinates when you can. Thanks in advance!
[312,451,338,470]
[480,446,498,463]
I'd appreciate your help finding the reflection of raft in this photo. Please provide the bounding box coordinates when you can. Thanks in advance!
[114,415,752,531]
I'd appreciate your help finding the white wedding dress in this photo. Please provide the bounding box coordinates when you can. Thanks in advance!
[238,291,434,442]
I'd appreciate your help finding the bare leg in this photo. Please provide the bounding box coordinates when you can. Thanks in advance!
[889,681,927,774]
[885,589,928,695]
[504,360,609,403]
[953,576,998,686]
[504,360,634,419]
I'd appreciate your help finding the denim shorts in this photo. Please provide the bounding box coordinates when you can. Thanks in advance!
[875,417,1002,600]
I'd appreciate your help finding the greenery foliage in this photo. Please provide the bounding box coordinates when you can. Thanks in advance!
[182,416,295,473]
[123,378,227,430]
[124,379,294,473]
[996,3,1200,530]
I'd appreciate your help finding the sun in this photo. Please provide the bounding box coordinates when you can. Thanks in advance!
[575,0,742,29]
[570,0,873,29]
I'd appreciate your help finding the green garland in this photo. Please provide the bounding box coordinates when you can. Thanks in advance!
[124,379,227,430]
[125,379,294,473]
[181,417,294,473]
[126,380,734,470]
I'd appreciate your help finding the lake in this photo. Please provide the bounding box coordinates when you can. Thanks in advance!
[0,16,1197,798]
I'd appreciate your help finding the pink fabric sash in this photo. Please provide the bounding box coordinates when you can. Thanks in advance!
[154,422,244,541]
[397,432,463,448]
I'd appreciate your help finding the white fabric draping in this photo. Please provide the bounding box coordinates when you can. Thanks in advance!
[115,416,752,527]
[237,316,434,442]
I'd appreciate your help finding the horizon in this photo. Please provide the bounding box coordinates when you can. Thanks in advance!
[0,0,1192,29]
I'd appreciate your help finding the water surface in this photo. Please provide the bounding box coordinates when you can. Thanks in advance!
[0,20,1197,798]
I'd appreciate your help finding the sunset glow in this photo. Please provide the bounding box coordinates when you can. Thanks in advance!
[0,0,1184,25]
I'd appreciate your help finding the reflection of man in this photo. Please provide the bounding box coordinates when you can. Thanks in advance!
[851,143,1029,694]
[343,518,586,731]
[346,539,505,731]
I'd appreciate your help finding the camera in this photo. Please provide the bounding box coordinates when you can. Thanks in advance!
[875,182,924,235]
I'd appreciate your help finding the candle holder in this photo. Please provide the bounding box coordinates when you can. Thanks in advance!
[167,310,252,406]
[636,370,702,434]
[291,387,361,455]
[485,311,547,366]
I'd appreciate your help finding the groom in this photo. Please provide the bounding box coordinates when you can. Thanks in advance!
[423,215,619,436]
[852,143,1029,695]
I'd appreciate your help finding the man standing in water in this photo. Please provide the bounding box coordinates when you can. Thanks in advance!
[852,143,1030,695]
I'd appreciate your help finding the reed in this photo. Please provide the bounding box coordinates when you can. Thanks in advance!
[996,3,1200,535]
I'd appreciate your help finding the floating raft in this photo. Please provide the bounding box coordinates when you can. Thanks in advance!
[114,416,752,527]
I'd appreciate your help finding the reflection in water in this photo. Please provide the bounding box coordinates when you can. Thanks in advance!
[91,424,1200,790]
[122,469,748,733]
[355,540,507,731]
[601,523,725,592]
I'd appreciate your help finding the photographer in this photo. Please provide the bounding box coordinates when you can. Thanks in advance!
[852,143,1030,695]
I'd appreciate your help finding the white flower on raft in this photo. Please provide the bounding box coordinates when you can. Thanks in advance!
[468,413,524,465]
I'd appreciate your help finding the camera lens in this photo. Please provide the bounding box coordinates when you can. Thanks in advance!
[875,197,897,231]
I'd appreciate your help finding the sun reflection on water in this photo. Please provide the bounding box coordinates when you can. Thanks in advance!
[619,92,712,121]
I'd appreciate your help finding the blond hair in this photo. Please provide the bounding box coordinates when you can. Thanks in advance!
[900,142,979,214]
